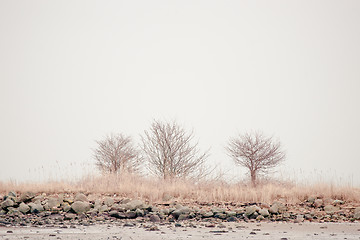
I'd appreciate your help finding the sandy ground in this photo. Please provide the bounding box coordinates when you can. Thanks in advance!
[0,222,360,240]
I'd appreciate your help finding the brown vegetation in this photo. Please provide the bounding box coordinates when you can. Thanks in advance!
[1,173,359,205]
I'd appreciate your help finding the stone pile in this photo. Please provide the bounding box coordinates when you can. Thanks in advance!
[0,191,359,227]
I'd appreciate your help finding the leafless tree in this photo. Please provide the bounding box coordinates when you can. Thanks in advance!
[140,120,210,180]
[226,131,285,187]
[93,133,141,174]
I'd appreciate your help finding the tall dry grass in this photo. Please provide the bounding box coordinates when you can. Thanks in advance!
[1,173,359,204]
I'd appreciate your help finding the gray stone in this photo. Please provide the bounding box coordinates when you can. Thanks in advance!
[1,198,14,209]
[62,202,71,212]
[172,206,191,219]
[18,202,30,214]
[104,197,114,207]
[19,192,35,203]
[314,199,323,208]
[8,191,16,198]
[214,213,227,219]
[307,196,316,204]
[354,207,360,219]
[109,210,127,219]
[136,208,145,217]
[28,203,44,213]
[259,208,270,217]
[74,193,88,202]
[178,214,188,220]
[47,197,61,209]
[324,205,339,214]
[211,207,226,214]
[71,201,90,214]
[227,216,238,222]
[125,200,144,210]
[160,208,169,215]
[270,201,287,214]
[149,214,160,222]
[202,211,214,218]
[226,211,236,217]
[245,206,259,216]
[126,211,137,219]
[332,200,344,205]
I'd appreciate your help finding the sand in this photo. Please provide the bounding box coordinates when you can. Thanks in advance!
[1,222,360,240]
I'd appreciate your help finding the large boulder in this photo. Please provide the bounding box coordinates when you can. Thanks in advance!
[324,205,339,214]
[125,200,144,211]
[1,198,14,209]
[104,197,114,207]
[172,206,191,219]
[18,202,30,214]
[354,207,360,219]
[71,201,90,214]
[28,202,44,213]
[19,192,35,203]
[245,205,260,216]
[74,193,89,202]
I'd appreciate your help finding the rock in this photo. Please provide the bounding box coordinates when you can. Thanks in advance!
[178,214,188,220]
[227,216,238,222]
[19,192,35,203]
[211,207,226,214]
[259,208,270,217]
[324,205,339,214]
[62,202,71,212]
[160,208,169,215]
[125,200,144,210]
[226,211,236,217]
[353,207,360,219]
[135,208,144,217]
[8,191,16,198]
[314,199,323,208]
[109,210,127,219]
[28,203,44,213]
[71,201,90,214]
[126,211,137,219]
[74,193,88,202]
[214,213,227,219]
[295,214,304,223]
[172,207,191,219]
[104,197,114,207]
[270,201,287,214]
[18,203,30,214]
[149,214,160,222]
[98,205,109,213]
[46,198,61,210]
[201,211,214,218]
[269,205,278,214]
[333,200,344,205]
[1,198,14,209]
[245,206,259,216]
[307,196,316,204]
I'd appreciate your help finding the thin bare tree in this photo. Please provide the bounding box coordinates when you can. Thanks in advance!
[93,133,141,174]
[140,120,209,180]
[226,131,285,187]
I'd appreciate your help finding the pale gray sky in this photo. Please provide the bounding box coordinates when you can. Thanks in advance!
[1,0,359,185]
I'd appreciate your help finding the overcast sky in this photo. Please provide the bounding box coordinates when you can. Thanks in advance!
[1,0,359,185]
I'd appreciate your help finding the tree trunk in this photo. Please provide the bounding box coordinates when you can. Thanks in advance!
[250,171,256,187]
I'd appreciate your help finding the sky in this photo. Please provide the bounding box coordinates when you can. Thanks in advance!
[1,0,359,185]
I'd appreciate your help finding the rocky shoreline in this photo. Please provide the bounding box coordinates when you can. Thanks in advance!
[1,191,360,229]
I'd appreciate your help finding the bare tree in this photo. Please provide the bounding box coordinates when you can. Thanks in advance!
[140,120,209,180]
[93,133,141,174]
[226,131,285,187]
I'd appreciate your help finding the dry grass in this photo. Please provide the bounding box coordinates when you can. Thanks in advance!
[1,173,359,204]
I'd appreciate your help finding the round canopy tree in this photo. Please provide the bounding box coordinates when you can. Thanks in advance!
[93,133,141,174]
[141,120,209,180]
[226,131,285,187]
